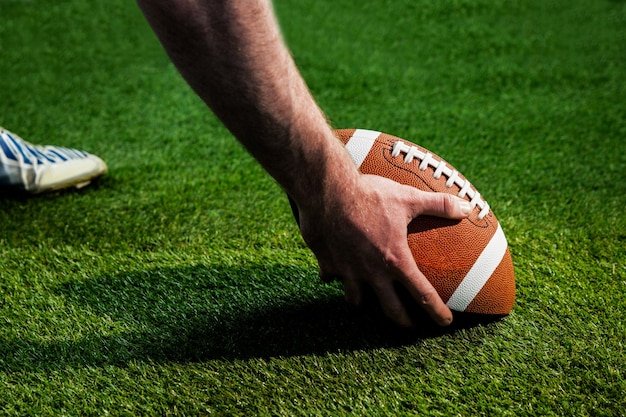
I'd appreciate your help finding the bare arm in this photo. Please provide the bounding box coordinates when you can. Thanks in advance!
[137,0,470,326]
[136,0,347,202]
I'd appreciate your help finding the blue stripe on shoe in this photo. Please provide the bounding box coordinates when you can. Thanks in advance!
[47,148,71,161]
[6,132,33,165]
[32,147,58,164]
[2,128,94,170]
[0,132,18,162]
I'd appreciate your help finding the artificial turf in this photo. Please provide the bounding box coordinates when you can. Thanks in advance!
[1,0,624,415]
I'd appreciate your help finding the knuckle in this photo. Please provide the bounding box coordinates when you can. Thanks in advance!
[438,193,455,214]
[419,192,462,218]
[418,287,439,306]
[380,250,413,279]
[380,249,402,270]
[411,190,450,216]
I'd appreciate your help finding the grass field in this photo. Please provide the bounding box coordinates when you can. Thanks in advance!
[1,0,625,415]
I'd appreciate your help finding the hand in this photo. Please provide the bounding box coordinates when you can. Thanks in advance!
[295,174,471,327]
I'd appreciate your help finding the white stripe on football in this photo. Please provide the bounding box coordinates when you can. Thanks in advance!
[338,129,515,315]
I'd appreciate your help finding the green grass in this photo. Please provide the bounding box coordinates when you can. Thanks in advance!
[1,0,624,415]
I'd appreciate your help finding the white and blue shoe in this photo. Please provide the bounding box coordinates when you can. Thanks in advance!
[0,126,107,194]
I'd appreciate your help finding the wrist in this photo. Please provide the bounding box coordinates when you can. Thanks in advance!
[285,127,360,215]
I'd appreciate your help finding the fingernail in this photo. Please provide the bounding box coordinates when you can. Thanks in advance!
[460,200,472,216]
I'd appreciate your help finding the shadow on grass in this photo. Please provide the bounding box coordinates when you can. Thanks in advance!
[0,176,108,200]
[1,264,505,372]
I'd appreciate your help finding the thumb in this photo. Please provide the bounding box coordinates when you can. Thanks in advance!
[406,188,472,220]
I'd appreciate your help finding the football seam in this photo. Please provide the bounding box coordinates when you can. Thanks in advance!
[390,140,490,219]
[379,142,492,229]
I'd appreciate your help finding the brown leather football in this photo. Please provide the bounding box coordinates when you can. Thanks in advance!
[334,129,515,315]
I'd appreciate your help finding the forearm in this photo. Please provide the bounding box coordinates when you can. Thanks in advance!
[136,0,358,206]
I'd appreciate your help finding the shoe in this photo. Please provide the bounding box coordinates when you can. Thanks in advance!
[0,126,107,194]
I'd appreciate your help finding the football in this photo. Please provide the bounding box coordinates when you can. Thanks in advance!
[322,129,516,315]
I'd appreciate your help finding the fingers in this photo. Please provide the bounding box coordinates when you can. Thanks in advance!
[301,178,460,329]
[370,281,413,327]
[343,276,412,327]
[401,264,453,326]
[339,259,452,328]
[381,252,452,327]
[314,240,453,328]
[406,188,472,220]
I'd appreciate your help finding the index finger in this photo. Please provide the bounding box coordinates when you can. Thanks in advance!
[396,256,453,326]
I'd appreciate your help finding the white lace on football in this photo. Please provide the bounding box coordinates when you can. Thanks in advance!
[391,141,490,219]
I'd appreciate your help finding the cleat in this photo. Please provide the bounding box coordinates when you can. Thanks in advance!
[0,126,107,194]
